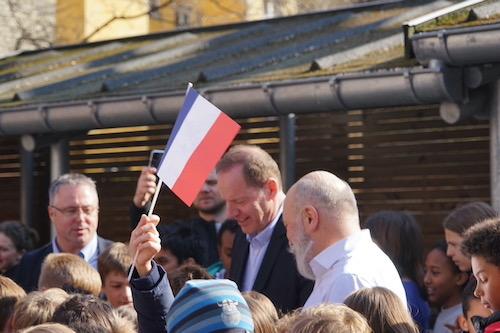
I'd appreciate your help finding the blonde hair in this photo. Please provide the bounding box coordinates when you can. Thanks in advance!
[345,287,418,333]
[98,242,131,281]
[38,253,102,296]
[19,323,76,333]
[242,291,279,333]
[276,310,300,333]
[0,276,26,331]
[11,288,69,330]
[289,304,372,333]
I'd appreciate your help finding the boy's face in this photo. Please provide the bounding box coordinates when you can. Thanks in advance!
[102,270,132,308]
[459,298,492,333]
[154,248,180,275]
[471,255,500,312]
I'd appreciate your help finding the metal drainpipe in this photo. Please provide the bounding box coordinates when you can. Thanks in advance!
[50,138,70,238]
[263,84,297,191]
[20,135,35,228]
[490,80,500,211]
[280,113,296,191]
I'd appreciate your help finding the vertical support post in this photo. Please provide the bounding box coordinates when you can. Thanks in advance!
[50,138,70,238]
[490,81,500,211]
[20,135,36,228]
[280,113,296,191]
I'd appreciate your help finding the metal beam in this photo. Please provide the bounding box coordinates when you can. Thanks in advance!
[20,135,35,228]
[280,113,296,191]
[491,80,500,211]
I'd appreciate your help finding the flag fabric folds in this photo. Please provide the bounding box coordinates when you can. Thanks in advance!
[156,84,240,206]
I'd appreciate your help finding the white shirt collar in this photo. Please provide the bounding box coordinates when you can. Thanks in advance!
[52,234,98,261]
[309,229,369,279]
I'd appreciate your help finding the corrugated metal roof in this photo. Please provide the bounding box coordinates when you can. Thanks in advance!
[0,0,498,110]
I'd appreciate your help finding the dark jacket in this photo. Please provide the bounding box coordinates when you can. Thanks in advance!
[229,215,313,314]
[130,203,220,266]
[15,236,113,292]
[130,262,174,333]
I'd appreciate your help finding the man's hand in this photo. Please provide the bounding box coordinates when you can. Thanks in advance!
[133,167,157,208]
[129,214,161,277]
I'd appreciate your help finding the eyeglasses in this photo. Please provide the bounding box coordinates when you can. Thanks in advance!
[50,205,98,218]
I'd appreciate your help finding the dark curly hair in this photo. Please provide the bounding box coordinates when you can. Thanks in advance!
[461,218,500,266]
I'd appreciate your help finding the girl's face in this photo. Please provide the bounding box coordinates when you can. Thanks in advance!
[424,248,467,308]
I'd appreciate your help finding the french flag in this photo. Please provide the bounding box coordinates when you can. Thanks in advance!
[156,84,240,206]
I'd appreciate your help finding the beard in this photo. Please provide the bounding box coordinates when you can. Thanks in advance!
[289,232,315,281]
[195,200,226,215]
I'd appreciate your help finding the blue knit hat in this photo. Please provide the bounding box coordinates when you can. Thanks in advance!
[166,279,254,333]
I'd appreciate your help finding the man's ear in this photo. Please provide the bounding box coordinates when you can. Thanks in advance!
[48,206,55,221]
[302,205,319,234]
[264,178,279,200]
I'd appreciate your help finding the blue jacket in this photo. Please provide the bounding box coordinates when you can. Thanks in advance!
[130,261,174,333]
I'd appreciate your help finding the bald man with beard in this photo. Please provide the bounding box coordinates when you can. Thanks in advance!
[283,170,407,308]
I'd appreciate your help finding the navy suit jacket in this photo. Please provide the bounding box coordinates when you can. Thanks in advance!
[15,236,113,292]
[229,216,313,314]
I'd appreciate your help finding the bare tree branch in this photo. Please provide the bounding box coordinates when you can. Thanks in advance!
[81,0,175,43]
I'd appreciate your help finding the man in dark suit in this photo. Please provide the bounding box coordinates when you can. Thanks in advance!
[16,173,113,292]
[216,145,313,314]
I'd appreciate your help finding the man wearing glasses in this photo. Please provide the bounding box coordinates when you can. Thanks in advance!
[15,173,113,292]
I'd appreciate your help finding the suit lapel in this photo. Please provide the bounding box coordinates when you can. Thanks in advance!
[252,215,287,292]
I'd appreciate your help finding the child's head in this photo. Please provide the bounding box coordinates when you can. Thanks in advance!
[11,288,69,331]
[38,253,102,296]
[168,263,212,296]
[288,304,372,333]
[18,323,76,333]
[242,291,279,333]
[344,287,419,333]
[97,242,132,308]
[458,279,491,333]
[52,293,135,333]
[0,276,26,332]
[443,202,497,272]
[218,220,239,272]
[462,218,500,312]
[424,241,468,308]
[155,225,207,274]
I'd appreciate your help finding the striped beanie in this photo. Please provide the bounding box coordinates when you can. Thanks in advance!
[167,279,254,333]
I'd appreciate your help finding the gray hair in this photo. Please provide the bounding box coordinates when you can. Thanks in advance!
[49,173,98,205]
[291,171,358,220]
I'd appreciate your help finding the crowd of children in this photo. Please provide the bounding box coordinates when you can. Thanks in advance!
[1,199,500,332]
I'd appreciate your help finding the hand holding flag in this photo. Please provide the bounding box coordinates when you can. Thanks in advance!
[128,83,240,280]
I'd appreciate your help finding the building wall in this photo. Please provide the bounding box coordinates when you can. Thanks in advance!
[0,0,55,55]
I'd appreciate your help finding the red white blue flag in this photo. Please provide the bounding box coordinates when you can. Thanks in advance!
[156,84,240,206]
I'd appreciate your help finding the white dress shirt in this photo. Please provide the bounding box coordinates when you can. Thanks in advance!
[242,207,283,292]
[52,234,99,269]
[304,229,407,308]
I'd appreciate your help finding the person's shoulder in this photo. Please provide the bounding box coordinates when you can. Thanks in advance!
[97,236,114,250]
[18,242,52,269]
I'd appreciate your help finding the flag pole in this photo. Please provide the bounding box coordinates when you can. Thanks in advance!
[128,181,162,281]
